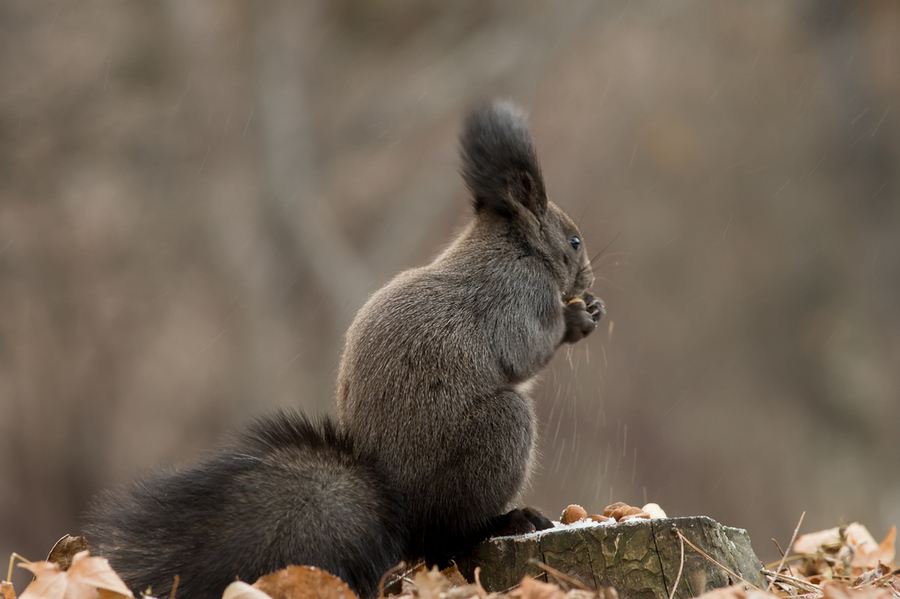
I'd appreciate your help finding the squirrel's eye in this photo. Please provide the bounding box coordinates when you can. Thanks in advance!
[569,236,581,250]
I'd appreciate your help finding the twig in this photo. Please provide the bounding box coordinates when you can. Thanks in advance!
[500,581,522,594]
[527,559,592,591]
[852,567,900,589]
[675,531,762,591]
[473,567,488,599]
[771,539,795,578]
[668,529,685,599]
[378,561,406,598]
[169,574,180,599]
[761,569,822,595]
[767,511,805,593]
[764,555,808,570]
[8,553,31,583]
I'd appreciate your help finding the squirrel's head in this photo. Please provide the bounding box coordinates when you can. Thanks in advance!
[459,101,594,301]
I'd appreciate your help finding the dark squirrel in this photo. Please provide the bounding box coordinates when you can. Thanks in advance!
[84,101,604,599]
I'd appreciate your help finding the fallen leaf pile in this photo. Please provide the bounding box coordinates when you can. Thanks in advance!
[11,551,134,599]
[2,519,896,599]
[509,575,618,599]
[224,565,359,599]
[790,523,896,575]
[388,563,618,599]
[760,522,898,599]
[696,522,898,599]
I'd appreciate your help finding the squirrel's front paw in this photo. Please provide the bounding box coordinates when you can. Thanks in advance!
[563,292,605,344]
[488,507,554,538]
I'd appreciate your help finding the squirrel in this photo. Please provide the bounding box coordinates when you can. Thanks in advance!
[336,101,603,562]
[84,101,603,599]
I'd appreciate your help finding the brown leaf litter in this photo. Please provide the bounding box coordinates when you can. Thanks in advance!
[2,517,897,599]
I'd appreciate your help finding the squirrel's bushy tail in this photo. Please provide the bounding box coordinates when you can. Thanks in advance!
[459,101,547,217]
[84,411,407,599]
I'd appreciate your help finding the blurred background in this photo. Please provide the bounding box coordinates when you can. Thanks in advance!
[2,0,899,588]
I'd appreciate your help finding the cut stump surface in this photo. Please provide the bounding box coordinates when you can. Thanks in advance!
[457,516,764,599]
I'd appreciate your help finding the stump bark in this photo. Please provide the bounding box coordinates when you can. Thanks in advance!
[457,517,764,599]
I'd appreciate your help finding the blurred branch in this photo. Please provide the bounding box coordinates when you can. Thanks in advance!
[163,0,321,404]
[252,1,373,313]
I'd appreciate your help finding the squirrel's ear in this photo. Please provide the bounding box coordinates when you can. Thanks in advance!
[459,101,548,220]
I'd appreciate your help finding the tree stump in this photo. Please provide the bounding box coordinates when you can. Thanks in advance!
[457,517,764,599]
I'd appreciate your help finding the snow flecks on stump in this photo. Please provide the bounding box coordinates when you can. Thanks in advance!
[457,517,765,599]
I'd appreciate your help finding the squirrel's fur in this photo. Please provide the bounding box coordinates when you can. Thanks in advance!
[84,101,603,599]
[85,413,407,599]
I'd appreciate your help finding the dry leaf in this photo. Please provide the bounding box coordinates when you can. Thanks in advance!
[412,567,451,599]
[794,527,844,556]
[65,551,134,598]
[252,565,358,599]
[18,551,133,599]
[874,526,896,566]
[510,576,565,599]
[821,581,894,599]
[400,566,428,596]
[222,581,273,599]
[851,562,893,587]
[693,583,748,599]
[846,524,896,569]
[695,585,784,599]
[794,524,897,570]
[18,559,72,599]
[2,581,17,599]
[591,589,619,599]
[47,537,89,572]
[440,564,469,588]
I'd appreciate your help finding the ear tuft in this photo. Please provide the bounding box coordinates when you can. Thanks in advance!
[459,101,548,219]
